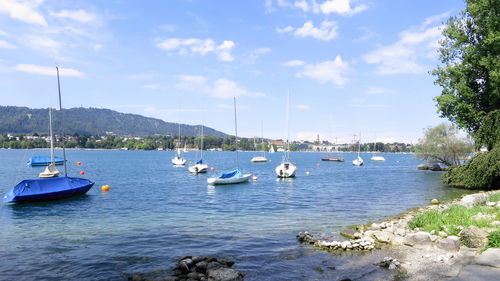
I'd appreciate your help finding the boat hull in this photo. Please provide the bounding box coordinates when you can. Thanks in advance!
[321,156,344,162]
[3,176,95,203]
[251,156,268,163]
[352,157,364,166]
[189,164,208,173]
[171,156,186,166]
[275,162,296,178]
[371,156,386,161]
[207,174,252,185]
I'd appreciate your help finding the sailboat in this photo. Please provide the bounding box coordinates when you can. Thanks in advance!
[321,138,344,162]
[251,122,268,163]
[352,134,364,166]
[275,91,297,178]
[207,97,252,185]
[39,107,60,178]
[370,138,385,161]
[171,114,186,166]
[189,123,208,174]
[3,67,95,203]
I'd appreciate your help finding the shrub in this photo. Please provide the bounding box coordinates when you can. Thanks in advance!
[485,230,500,249]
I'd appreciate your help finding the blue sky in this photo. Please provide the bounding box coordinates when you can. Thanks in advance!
[0,0,465,143]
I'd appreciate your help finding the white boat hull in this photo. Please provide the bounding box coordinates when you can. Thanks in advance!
[207,174,252,185]
[371,156,386,161]
[172,156,186,166]
[251,156,268,163]
[352,156,364,166]
[275,162,296,178]
[189,163,208,173]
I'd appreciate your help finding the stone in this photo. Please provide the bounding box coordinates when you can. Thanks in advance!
[459,226,488,248]
[430,164,442,171]
[395,228,406,237]
[404,231,432,247]
[431,198,439,204]
[471,213,495,221]
[492,221,500,227]
[187,272,199,279]
[375,257,401,269]
[391,236,405,246]
[458,193,489,208]
[340,229,357,239]
[438,231,448,238]
[437,238,460,251]
[372,231,395,244]
[207,268,244,281]
[452,264,500,281]
[297,232,316,244]
[195,261,208,273]
[475,248,500,268]
[486,201,496,207]
[369,223,381,231]
[417,163,430,170]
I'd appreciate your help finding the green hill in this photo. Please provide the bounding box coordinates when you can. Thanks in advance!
[0,106,228,138]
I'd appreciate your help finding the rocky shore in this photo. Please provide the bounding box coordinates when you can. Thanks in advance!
[297,190,500,280]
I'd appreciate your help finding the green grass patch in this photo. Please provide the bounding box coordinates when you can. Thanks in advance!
[484,230,500,249]
[408,204,500,236]
[489,192,500,202]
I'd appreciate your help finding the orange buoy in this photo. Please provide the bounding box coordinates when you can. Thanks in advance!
[79,171,85,175]
[101,185,110,191]
[76,161,81,165]
[316,163,320,167]
[210,167,215,171]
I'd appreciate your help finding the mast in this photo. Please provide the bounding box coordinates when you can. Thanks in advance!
[233,97,239,169]
[357,133,361,158]
[56,67,68,177]
[261,120,265,157]
[285,90,291,162]
[48,107,54,164]
[177,105,182,157]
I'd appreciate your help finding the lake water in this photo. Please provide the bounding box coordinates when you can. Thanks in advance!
[0,149,471,280]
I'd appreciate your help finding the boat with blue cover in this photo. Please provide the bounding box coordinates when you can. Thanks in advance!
[3,177,94,203]
[207,169,252,185]
[28,155,65,166]
[3,67,95,203]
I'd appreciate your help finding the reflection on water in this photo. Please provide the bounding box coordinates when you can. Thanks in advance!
[0,149,473,280]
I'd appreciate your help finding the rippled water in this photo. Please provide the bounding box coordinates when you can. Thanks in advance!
[0,149,471,280]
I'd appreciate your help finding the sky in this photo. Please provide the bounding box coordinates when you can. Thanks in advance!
[0,0,466,143]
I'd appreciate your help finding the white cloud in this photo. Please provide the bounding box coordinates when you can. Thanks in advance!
[0,0,47,26]
[364,13,445,75]
[211,78,265,99]
[244,47,271,64]
[14,64,84,77]
[28,36,61,49]
[297,56,350,85]
[296,104,311,110]
[320,0,367,16]
[264,0,276,13]
[50,9,97,23]
[283,60,305,67]
[178,75,207,84]
[0,29,10,36]
[276,26,294,33]
[366,87,395,95]
[294,20,338,40]
[156,38,235,62]
[296,131,323,142]
[0,40,16,48]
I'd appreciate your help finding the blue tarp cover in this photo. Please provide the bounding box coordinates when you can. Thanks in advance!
[3,176,95,203]
[196,160,203,164]
[28,156,65,166]
[219,169,242,179]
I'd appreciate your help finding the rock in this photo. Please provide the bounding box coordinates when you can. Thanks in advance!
[375,257,401,269]
[340,229,357,239]
[437,237,460,251]
[475,248,500,268]
[391,236,405,246]
[369,223,381,231]
[187,272,199,279]
[471,213,495,221]
[430,164,442,171]
[195,261,208,273]
[438,231,448,238]
[417,163,429,170]
[404,231,431,247]
[486,201,496,207]
[372,231,395,244]
[459,226,488,248]
[395,228,406,237]
[453,264,500,281]
[458,193,489,208]
[207,268,244,281]
[492,221,500,227]
[297,232,316,244]
[431,198,439,204]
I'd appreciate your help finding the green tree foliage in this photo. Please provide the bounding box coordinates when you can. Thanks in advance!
[474,110,500,150]
[432,0,500,134]
[414,123,473,166]
[443,147,500,189]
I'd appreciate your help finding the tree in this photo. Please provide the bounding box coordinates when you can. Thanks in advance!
[432,0,500,135]
[414,123,473,166]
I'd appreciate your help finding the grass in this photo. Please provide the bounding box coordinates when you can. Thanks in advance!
[408,204,500,236]
[489,192,500,202]
[484,230,500,249]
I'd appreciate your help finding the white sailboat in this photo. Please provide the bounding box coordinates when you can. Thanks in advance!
[172,112,186,166]
[268,145,276,153]
[189,123,208,174]
[352,134,364,166]
[251,122,268,163]
[275,91,296,178]
[371,138,385,161]
[39,107,60,178]
[207,97,252,185]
